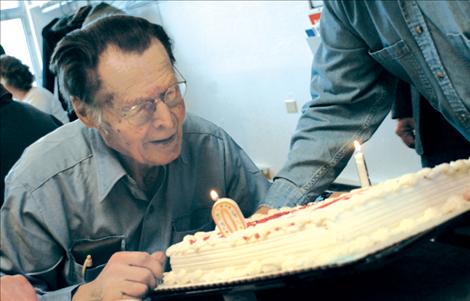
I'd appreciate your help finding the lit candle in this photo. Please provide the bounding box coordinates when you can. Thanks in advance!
[210,190,247,237]
[353,140,371,188]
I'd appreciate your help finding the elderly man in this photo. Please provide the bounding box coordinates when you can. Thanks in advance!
[0,15,270,300]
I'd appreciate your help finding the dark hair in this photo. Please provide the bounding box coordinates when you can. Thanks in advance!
[50,15,175,107]
[0,55,34,91]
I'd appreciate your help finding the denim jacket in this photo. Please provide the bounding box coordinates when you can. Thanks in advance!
[262,0,470,208]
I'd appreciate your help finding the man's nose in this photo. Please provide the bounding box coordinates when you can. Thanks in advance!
[151,100,174,128]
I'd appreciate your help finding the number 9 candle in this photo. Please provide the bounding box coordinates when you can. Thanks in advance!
[210,190,247,237]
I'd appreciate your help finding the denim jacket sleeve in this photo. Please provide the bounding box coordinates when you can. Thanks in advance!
[262,1,397,208]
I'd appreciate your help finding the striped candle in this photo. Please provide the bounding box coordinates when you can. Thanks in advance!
[210,190,247,237]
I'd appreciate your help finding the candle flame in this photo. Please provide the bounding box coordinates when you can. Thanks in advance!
[354,140,361,152]
[210,190,219,202]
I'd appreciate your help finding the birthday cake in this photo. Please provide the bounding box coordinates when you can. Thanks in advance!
[161,159,470,288]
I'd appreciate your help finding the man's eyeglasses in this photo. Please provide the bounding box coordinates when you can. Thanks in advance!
[116,69,187,126]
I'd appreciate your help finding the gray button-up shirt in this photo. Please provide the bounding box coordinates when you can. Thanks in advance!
[0,114,270,300]
[263,0,470,209]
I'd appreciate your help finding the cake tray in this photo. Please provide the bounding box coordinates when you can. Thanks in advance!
[150,210,470,300]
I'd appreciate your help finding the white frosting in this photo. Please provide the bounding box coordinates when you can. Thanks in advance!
[161,159,470,288]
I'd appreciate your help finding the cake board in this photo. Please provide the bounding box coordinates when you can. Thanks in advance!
[150,210,470,301]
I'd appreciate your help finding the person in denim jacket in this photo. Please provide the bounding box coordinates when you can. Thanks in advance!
[261,1,470,210]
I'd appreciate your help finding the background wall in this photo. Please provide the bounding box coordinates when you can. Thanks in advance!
[29,0,422,186]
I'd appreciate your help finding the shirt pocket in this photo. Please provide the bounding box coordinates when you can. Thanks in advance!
[448,33,470,62]
[70,235,125,283]
[368,40,437,103]
[170,206,214,246]
[369,39,411,61]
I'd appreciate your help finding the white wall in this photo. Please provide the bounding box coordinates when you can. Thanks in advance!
[156,1,421,186]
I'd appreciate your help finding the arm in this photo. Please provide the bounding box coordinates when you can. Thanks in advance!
[263,1,396,208]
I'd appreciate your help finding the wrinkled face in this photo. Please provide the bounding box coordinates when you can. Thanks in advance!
[94,40,185,167]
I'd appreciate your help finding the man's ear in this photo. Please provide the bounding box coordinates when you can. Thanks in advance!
[71,96,97,128]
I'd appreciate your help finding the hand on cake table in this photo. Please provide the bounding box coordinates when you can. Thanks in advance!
[465,190,470,201]
[255,206,271,215]
[253,191,346,216]
[327,192,347,199]
[72,251,165,301]
[0,274,38,301]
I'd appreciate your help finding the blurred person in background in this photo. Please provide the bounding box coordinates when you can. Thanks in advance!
[0,54,69,124]
[0,82,62,206]
[0,42,40,301]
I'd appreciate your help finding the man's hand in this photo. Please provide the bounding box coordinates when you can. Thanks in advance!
[464,190,470,201]
[327,192,346,199]
[395,117,416,149]
[0,274,38,301]
[73,251,165,301]
[254,206,270,215]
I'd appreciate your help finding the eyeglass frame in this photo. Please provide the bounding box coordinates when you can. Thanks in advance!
[108,67,187,126]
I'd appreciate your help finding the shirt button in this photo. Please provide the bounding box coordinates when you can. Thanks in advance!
[415,26,423,34]
[435,71,445,79]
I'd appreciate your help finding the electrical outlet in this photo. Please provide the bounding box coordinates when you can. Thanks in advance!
[284,98,298,113]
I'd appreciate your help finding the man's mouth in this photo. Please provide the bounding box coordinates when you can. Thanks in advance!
[151,134,177,145]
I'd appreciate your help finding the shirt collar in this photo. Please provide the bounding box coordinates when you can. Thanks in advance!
[178,115,195,165]
[87,118,195,202]
[179,137,189,165]
[88,128,127,202]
